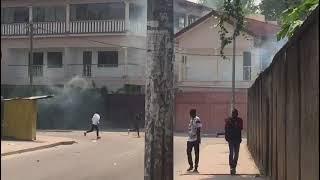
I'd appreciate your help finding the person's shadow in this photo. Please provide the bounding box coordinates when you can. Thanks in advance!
[198,174,264,180]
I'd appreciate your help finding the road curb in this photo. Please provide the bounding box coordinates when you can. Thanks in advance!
[1,140,76,156]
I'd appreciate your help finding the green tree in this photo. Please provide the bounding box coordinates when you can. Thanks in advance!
[198,0,259,14]
[277,0,319,40]
[259,0,302,21]
[216,0,245,59]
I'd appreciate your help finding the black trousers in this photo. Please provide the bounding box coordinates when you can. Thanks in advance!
[129,126,139,136]
[187,141,200,168]
[228,142,240,168]
[86,124,99,137]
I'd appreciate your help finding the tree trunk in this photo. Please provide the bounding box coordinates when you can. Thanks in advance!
[144,0,174,180]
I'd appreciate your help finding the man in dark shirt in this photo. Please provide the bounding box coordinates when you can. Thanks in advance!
[128,112,142,138]
[225,108,243,175]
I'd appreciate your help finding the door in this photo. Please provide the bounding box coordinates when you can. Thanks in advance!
[83,51,92,77]
[29,52,44,77]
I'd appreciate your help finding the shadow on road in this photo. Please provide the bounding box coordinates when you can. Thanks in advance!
[197,174,263,180]
[179,174,263,180]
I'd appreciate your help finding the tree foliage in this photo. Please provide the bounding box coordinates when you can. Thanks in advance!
[277,0,319,40]
[216,0,245,59]
[259,0,302,21]
[198,0,259,14]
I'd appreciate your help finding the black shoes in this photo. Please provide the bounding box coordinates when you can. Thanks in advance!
[230,168,236,175]
[187,166,193,171]
[187,166,199,173]
[84,132,87,136]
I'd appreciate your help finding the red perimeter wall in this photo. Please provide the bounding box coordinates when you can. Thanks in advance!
[175,90,247,134]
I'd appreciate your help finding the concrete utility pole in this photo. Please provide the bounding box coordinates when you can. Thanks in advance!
[28,6,34,96]
[28,21,34,96]
[231,21,236,111]
[145,0,174,180]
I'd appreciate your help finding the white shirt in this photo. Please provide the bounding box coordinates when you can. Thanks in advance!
[187,116,202,142]
[92,113,100,125]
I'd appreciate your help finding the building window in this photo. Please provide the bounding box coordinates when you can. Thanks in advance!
[174,14,185,29]
[33,6,66,22]
[98,51,118,67]
[243,51,251,80]
[29,52,44,65]
[29,52,44,77]
[83,51,92,77]
[179,16,185,28]
[70,3,125,21]
[129,4,144,21]
[1,7,29,23]
[47,52,63,68]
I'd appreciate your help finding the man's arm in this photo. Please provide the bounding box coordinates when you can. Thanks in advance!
[239,118,243,130]
[196,127,201,144]
[225,119,229,141]
[196,119,202,144]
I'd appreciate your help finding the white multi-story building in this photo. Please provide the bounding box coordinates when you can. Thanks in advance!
[174,11,281,90]
[1,0,210,93]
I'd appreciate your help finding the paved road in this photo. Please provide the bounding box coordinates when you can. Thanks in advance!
[1,131,261,180]
[1,131,192,180]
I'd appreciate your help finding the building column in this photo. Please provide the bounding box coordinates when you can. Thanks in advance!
[185,14,189,27]
[66,4,70,32]
[125,1,130,31]
[29,6,33,23]
[123,47,128,80]
[64,47,71,81]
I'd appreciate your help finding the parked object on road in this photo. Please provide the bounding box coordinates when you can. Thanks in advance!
[225,108,243,175]
[186,109,202,173]
[84,112,101,139]
[2,95,54,141]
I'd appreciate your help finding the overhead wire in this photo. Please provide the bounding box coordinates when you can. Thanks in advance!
[31,26,249,57]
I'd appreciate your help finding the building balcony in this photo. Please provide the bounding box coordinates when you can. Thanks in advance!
[1,20,132,37]
[70,20,126,34]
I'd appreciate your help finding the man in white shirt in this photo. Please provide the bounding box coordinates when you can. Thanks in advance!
[84,112,101,139]
[186,109,202,173]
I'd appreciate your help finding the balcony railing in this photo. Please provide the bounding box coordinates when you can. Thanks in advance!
[29,65,43,77]
[70,20,125,34]
[33,22,66,35]
[1,20,127,36]
[1,23,28,36]
[1,22,66,36]
[129,21,146,35]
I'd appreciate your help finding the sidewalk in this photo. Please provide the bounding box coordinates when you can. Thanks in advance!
[1,135,76,156]
[174,138,265,180]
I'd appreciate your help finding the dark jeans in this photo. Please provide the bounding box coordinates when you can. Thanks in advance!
[187,141,200,168]
[129,126,140,137]
[86,124,99,137]
[228,142,240,168]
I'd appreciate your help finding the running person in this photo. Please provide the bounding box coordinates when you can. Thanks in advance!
[84,112,101,139]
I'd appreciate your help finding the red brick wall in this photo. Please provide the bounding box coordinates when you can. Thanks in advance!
[175,90,247,133]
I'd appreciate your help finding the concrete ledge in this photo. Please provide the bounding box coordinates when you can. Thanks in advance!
[1,135,77,157]
[1,140,76,156]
